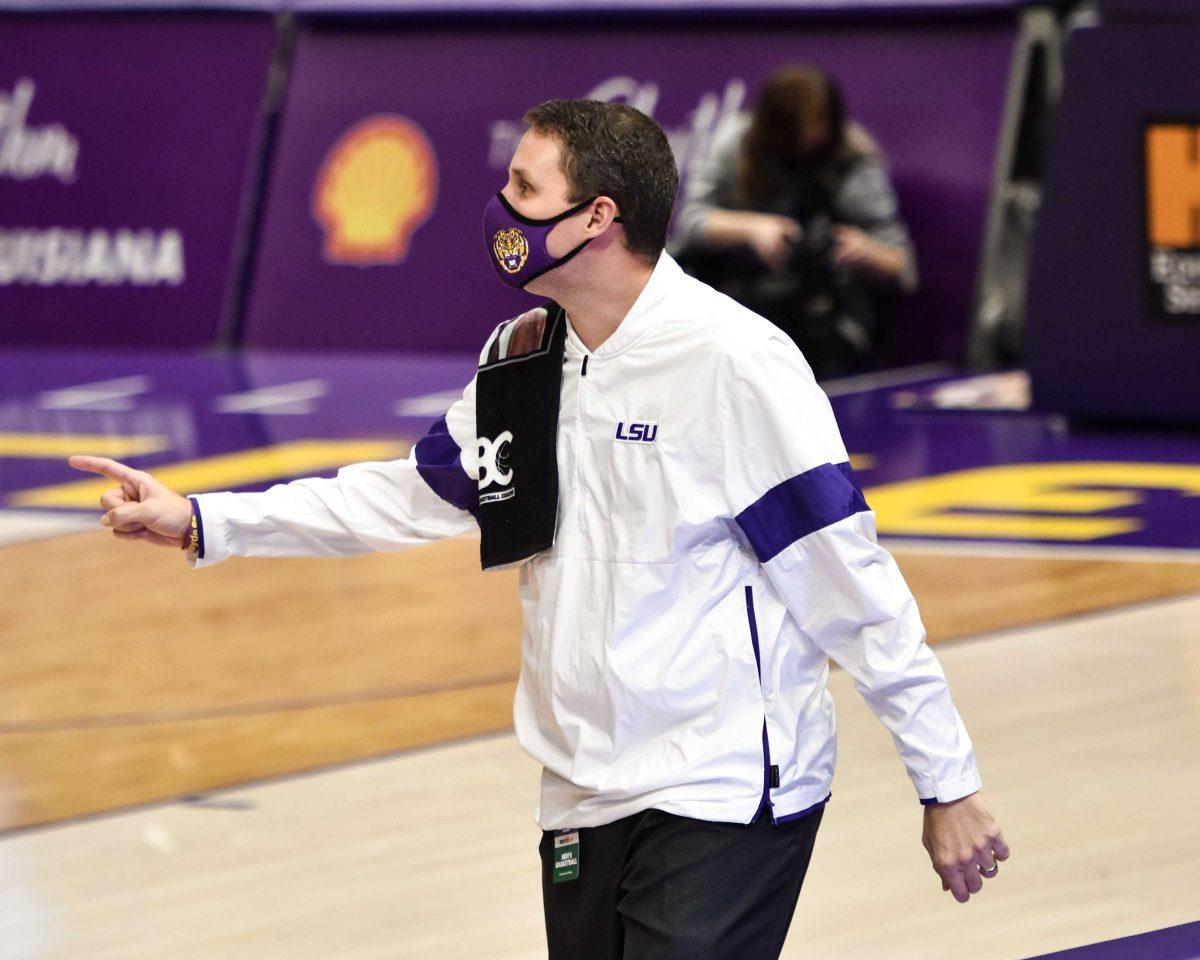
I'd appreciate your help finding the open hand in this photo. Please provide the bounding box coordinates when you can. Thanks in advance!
[67,455,192,548]
[922,791,1010,903]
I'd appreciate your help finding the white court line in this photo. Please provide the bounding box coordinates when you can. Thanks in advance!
[0,509,94,548]
[882,536,1200,564]
[37,375,151,412]
[392,390,463,418]
[212,379,327,415]
[819,362,955,397]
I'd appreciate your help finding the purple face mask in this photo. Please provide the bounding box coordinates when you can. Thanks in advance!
[483,191,623,289]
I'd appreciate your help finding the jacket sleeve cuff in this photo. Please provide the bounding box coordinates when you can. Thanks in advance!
[915,767,982,805]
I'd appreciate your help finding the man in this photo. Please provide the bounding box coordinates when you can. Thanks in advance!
[69,99,1008,959]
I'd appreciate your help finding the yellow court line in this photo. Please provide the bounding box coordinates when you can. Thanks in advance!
[865,461,1200,543]
[0,433,173,459]
[9,440,411,508]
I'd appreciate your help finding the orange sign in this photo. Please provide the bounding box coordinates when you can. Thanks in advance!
[312,115,438,266]
[1146,123,1200,249]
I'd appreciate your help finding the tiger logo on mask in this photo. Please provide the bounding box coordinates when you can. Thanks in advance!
[492,227,530,274]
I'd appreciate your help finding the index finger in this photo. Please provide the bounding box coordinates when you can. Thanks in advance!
[68,455,141,491]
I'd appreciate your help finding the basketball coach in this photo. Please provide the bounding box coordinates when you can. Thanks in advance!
[70,98,1009,959]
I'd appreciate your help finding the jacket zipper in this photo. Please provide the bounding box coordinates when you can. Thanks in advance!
[745,585,778,820]
[575,354,589,532]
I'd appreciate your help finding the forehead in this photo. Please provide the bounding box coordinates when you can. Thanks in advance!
[510,128,565,184]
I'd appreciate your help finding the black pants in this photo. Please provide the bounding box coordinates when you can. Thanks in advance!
[539,801,825,960]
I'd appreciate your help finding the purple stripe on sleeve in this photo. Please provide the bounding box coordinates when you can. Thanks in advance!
[735,461,868,563]
[414,416,478,518]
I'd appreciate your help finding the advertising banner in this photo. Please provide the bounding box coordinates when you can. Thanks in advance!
[0,12,276,348]
[0,0,280,9]
[245,17,1016,357]
[289,0,1025,11]
[1027,20,1200,424]
[0,0,1023,9]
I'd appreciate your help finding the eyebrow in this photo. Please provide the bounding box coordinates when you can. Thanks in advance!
[509,166,535,186]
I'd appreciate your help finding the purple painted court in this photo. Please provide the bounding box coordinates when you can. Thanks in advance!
[1025,920,1200,960]
[2,346,1198,556]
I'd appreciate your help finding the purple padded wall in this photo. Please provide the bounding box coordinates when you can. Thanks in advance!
[0,12,276,348]
[243,15,1016,358]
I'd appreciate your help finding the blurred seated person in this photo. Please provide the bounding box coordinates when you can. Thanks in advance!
[672,64,918,379]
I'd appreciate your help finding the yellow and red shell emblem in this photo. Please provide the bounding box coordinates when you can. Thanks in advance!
[493,227,530,274]
[312,114,437,266]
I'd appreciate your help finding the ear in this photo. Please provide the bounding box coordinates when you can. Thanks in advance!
[587,196,621,233]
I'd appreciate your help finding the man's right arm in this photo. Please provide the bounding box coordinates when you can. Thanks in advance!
[69,372,481,567]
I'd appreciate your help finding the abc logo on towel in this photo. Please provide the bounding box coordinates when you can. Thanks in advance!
[477,431,516,504]
[312,114,438,266]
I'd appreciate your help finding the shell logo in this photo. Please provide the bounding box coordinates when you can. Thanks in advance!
[311,114,438,266]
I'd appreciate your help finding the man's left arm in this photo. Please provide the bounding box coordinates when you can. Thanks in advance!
[719,332,1010,903]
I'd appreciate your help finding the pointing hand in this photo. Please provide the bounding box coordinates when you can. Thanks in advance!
[67,455,193,549]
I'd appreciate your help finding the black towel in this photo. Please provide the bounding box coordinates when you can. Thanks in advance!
[474,301,568,570]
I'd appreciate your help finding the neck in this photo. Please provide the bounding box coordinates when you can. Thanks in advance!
[550,252,656,353]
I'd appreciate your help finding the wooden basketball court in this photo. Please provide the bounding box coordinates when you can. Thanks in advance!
[4,524,1200,834]
[3,356,1199,958]
[2,567,1198,959]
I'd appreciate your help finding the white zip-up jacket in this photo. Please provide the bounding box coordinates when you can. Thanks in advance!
[186,250,981,830]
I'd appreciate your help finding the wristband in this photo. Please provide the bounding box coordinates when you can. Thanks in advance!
[181,498,201,554]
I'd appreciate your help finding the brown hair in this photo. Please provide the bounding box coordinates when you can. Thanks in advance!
[738,65,868,208]
[523,99,679,262]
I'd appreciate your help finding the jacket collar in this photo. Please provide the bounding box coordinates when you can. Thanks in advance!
[564,249,683,359]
